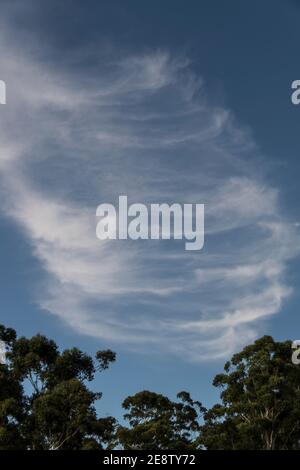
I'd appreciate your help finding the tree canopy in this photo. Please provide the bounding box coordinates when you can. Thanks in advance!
[200,336,300,450]
[1,324,300,450]
[117,390,205,449]
[0,324,116,450]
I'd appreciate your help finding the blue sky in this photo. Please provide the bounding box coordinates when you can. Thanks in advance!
[1,0,300,420]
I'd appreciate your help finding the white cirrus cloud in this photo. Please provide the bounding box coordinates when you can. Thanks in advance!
[0,22,299,362]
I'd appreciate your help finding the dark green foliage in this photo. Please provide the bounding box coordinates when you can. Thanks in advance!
[1,323,300,450]
[0,324,116,449]
[200,336,300,450]
[117,390,205,450]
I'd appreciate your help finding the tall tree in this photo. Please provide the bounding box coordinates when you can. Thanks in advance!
[0,324,116,449]
[117,390,205,450]
[200,336,300,450]
[0,325,25,449]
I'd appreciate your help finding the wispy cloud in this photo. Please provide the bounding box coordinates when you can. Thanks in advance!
[0,19,299,361]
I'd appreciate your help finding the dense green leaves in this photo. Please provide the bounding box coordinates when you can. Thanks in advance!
[1,324,300,450]
[200,336,300,449]
[117,390,205,450]
[0,324,116,449]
